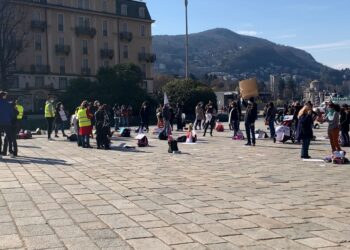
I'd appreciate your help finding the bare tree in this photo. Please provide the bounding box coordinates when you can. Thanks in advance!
[0,0,28,90]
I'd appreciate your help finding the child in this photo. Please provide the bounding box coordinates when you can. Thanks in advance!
[186,123,197,143]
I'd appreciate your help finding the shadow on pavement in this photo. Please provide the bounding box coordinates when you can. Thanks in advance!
[3,156,71,166]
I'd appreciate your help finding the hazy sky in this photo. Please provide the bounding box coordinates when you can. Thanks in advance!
[144,0,350,69]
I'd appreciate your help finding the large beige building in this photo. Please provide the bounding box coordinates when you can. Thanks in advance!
[10,0,155,112]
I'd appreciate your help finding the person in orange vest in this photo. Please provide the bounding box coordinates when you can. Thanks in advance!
[77,101,93,148]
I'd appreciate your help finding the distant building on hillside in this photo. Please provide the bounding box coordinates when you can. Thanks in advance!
[269,74,280,98]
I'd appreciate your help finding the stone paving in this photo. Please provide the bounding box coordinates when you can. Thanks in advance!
[1,120,350,250]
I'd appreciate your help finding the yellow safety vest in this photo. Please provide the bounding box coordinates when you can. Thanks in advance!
[16,104,24,120]
[77,108,91,128]
[44,102,54,118]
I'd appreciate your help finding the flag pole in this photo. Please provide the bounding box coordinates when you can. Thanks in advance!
[185,0,189,80]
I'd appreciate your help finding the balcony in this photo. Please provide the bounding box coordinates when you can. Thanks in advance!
[100,49,114,59]
[75,26,96,38]
[30,20,47,31]
[55,45,71,55]
[119,32,133,42]
[81,67,91,75]
[30,64,50,74]
[138,53,156,63]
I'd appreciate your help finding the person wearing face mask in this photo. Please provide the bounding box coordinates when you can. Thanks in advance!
[54,102,68,137]
[44,96,55,140]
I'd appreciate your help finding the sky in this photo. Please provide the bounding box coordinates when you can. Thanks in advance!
[144,0,350,70]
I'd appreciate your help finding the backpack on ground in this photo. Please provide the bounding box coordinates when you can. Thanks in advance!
[216,122,224,132]
[177,135,187,143]
[233,130,245,140]
[120,128,131,137]
[68,134,78,142]
[137,135,149,147]
[332,151,348,164]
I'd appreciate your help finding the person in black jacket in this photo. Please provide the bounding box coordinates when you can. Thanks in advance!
[175,102,184,131]
[243,97,258,146]
[139,101,150,133]
[229,102,240,136]
[265,102,277,140]
[297,105,314,159]
[340,104,350,147]
[95,105,111,150]
[2,101,18,157]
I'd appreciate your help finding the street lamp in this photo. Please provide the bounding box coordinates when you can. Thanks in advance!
[185,0,189,80]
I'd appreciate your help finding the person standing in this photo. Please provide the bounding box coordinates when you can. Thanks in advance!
[194,103,205,130]
[169,104,175,131]
[265,102,277,140]
[139,101,150,133]
[323,103,341,153]
[44,96,55,140]
[175,102,184,131]
[0,91,13,159]
[243,97,258,146]
[203,100,216,137]
[229,102,240,136]
[77,101,93,148]
[162,103,171,136]
[3,102,18,157]
[54,102,68,137]
[112,104,121,131]
[156,104,164,128]
[297,105,314,159]
[120,105,128,127]
[340,104,350,147]
[15,99,24,133]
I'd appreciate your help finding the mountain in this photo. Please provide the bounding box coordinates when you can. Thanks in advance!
[152,28,325,79]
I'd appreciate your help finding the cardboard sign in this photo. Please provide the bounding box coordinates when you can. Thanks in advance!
[239,78,259,99]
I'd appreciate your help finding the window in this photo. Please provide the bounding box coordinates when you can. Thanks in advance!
[122,22,128,32]
[58,37,64,46]
[123,45,128,59]
[78,0,89,9]
[82,40,88,54]
[141,46,146,54]
[142,64,146,77]
[139,7,145,18]
[59,57,65,74]
[102,0,107,12]
[59,77,67,89]
[35,55,42,65]
[103,60,109,67]
[78,16,90,27]
[82,58,89,68]
[35,76,44,88]
[141,25,145,37]
[103,42,108,49]
[34,34,42,51]
[57,14,64,32]
[32,11,40,21]
[121,4,127,16]
[102,21,108,36]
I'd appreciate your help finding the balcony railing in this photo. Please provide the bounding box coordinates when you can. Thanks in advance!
[81,67,91,75]
[75,26,96,38]
[55,45,71,55]
[119,32,133,42]
[31,20,47,31]
[30,64,50,74]
[138,53,156,63]
[100,49,114,59]
[17,0,47,4]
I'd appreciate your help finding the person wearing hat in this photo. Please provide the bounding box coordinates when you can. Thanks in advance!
[243,97,258,146]
[0,91,14,158]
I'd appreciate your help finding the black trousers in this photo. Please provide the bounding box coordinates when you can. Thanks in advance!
[245,122,256,145]
[3,127,17,155]
[46,118,54,139]
[203,119,215,136]
[0,125,11,155]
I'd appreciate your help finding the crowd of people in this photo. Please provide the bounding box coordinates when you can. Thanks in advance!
[1,89,349,162]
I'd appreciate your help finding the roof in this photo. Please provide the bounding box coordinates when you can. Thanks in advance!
[116,0,152,21]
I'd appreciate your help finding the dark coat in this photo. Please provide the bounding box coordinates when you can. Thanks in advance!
[340,110,349,132]
[297,114,313,140]
[0,99,13,126]
[140,106,150,122]
[244,102,258,124]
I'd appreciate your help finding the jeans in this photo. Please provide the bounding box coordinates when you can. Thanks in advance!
[46,117,54,139]
[245,122,256,145]
[55,121,66,135]
[269,120,275,138]
[194,119,202,130]
[114,117,120,130]
[203,119,215,136]
[164,119,171,136]
[82,135,90,148]
[328,128,341,152]
[3,129,17,156]
[301,138,311,157]
[341,129,349,146]
[139,119,149,133]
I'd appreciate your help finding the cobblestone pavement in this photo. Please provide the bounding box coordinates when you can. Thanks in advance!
[1,121,350,250]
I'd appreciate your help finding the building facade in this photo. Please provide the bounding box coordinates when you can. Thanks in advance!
[9,0,155,113]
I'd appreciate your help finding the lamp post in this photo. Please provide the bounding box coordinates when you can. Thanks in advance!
[185,0,189,80]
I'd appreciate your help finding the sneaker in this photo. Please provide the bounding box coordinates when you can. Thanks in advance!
[55,135,59,138]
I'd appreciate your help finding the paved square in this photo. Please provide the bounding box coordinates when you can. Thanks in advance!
[1,121,350,249]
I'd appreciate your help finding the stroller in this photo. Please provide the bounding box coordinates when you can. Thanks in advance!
[274,115,295,143]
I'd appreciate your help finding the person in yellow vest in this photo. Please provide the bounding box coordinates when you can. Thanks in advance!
[15,99,24,134]
[77,101,93,148]
[44,96,55,140]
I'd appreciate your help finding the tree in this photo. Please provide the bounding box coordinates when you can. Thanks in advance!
[0,1,28,89]
[163,79,217,114]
